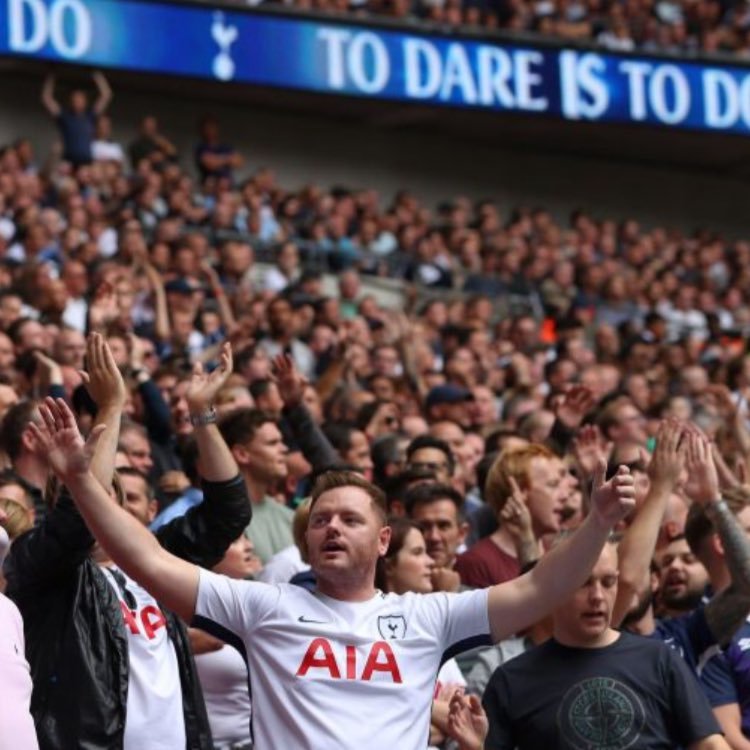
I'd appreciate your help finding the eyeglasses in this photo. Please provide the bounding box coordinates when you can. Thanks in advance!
[408,461,448,473]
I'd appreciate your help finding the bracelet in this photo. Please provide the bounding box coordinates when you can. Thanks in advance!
[189,407,217,427]
[706,498,730,515]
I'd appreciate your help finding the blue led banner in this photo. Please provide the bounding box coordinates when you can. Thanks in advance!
[3,0,750,134]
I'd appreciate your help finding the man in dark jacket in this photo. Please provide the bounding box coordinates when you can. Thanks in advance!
[5,336,250,750]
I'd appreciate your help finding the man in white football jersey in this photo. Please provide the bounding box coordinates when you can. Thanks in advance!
[32,396,636,750]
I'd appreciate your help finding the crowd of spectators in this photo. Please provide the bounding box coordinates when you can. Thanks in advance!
[3,73,750,749]
[227,0,750,57]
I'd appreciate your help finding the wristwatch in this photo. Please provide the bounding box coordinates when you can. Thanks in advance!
[189,407,217,427]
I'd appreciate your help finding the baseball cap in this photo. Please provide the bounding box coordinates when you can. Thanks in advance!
[425,384,474,409]
[164,278,200,295]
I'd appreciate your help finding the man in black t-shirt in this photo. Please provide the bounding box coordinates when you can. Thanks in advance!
[483,542,727,750]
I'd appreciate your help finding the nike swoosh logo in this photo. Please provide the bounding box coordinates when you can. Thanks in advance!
[298,616,330,624]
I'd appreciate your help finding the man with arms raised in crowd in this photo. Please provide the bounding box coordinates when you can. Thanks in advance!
[32,396,636,750]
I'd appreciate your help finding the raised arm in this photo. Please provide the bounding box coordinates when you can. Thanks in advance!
[91,71,112,115]
[80,332,128,488]
[33,397,199,621]
[612,419,684,626]
[41,74,61,117]
[185,342,237,482]
[487,460,635,642]
[155,343,252,565]
[273,353,339,470]
[687,430,750,647]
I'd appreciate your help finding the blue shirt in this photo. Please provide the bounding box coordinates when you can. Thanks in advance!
[150,488,203,532]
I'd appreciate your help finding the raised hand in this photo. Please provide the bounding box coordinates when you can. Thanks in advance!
[555,385,597,430]
[647,419,685,491]
[500,477,534,542]
[80,332,127,409]
[272,353,307,407]
[32,350,63,389]
[703,384,738,419]
[589,459,636,528]
[446,692,489,750]
[88,282,119,331]
[684,426,721,506]
[28,398,104,481]
[185,341,233,415]
[572,424,613,480]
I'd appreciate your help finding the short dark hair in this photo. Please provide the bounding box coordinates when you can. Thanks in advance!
[310,469,387,522]
[249,379,274,401]
[406,435,455,475]
[218,408,277,448]
[404,481,464,519]
[322,422,358,454]
[685,486,750,558]
[0,400,39,461]
[116,466,155,501]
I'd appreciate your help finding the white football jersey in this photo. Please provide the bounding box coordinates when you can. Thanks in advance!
[195,569,490,750]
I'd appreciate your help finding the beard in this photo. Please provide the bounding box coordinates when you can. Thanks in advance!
[622,587,654,628]
[660,585,705,613]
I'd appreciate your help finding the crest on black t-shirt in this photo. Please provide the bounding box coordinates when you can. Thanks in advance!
[378,615,407,640]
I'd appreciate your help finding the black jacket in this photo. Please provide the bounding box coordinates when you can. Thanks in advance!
[5,474,251,750]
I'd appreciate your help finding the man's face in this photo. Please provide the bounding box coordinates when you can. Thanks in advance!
[120,473,156,526]
[471,386,497,426]
[306,486,389,586]
[0,334,15,371]
[429,422,468,473]
[119,431,154,475]
[612,402,648,446]
[244,422,288,482]
[553,544,619,646]
[17,320,47,353]
[656,538,708,612]
[268,300,293,337]
[408,446,452,484]
[411,499,466,569]
[524,457,567,536]
[55,330,86,369]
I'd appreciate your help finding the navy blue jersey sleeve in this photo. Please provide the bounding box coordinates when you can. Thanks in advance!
[700,652,739,708]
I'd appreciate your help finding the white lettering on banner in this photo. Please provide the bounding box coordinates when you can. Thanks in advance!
[649,65,690,124]
[318,28,388,94]
[559,51,608,119]
[403,38,547,110]
[440,43,477,103]
[476,47,514,107]
[620,60,651,119]
[404,38,441,98]
[620,60,690,124]
[8,0,91,59]
[704,70,739,128]
[515,50,547,110]
[703,69,750,130]
[318,28,351,89]
[348,32,389,93]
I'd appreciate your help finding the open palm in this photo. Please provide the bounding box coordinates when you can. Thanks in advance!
[30,398,101,480]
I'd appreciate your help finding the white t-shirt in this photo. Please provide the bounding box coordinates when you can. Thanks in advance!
[101,567,186,750]
[194,569,490,750]
[195,645,252,746]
